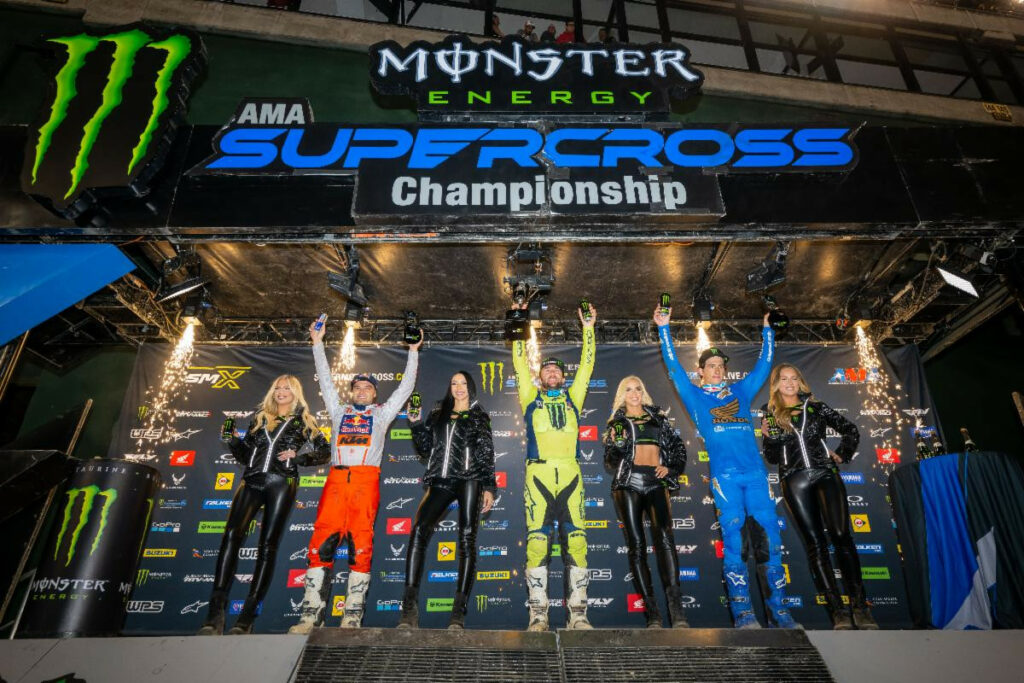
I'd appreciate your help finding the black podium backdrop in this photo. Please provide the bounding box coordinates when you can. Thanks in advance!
[110,341,934,633]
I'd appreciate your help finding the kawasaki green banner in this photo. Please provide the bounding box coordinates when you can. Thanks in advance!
[18,459,161,637]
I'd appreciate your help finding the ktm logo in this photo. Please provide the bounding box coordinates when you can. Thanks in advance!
[710,399,747,424]
[478,361,505,395]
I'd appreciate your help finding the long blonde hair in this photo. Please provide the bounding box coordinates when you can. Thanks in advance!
[767,364,814,433]
[254,374,320,437]
[610,375,655,419]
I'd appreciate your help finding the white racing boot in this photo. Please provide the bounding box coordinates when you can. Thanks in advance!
[526,566,549,632]
[288,567,327,635]
[566,565,594,630]
[340,570,371,629]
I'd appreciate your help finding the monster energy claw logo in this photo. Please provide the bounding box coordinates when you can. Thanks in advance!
[26,26,203,207]
[476,594,488,611]
[54,485,118,567]
[479,361,504,395]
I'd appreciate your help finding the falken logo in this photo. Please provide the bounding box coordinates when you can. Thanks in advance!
[23,26,206,211]
[187,365,251,389]
[53,485,118,567]
[478,361,505,395]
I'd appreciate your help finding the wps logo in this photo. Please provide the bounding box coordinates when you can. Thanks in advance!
[187,365,251,389]
[53,485,118,566]
[24,26,205,211]
[478,361,505,395]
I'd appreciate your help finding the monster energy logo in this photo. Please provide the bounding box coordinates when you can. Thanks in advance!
[546,402,567,430]
[136,568,150,585]
[478,361,504,395]
[25,26,203,207]
[475,594,489,611]
[54,485,118,567]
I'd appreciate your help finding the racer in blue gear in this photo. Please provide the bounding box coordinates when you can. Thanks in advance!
[654,308,799,629]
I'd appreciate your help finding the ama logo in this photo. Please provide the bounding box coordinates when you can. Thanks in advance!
[23,25,207,216]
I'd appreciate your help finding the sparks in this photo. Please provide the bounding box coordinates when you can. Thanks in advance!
[330,325,358,398]
[695,325,712,355]
[854,326,905,475]
[526,326,541,385]
[135,322,196,452]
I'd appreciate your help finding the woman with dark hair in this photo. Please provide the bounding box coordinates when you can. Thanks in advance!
[604,375,689,628]
[397,371,496,629]
[197,374,329,635]
[760,363,877,630]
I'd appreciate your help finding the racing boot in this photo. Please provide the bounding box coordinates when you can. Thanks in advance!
[340,570,371,629]
[525,566,549,632]
[665,586,690,629]
[197,590,227,635]
[448,592,468,630]
[288,567,329,635]
[825,592,854,630]
[396,585,419,629]
[566,565,594,630]
[724,563,760,629]
[764,564,802,629]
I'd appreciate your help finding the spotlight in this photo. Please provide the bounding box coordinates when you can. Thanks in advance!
[527,298,547,321]
[157,275,209,303]
[693,291,714,324]
[936,266,979,298]
[746,241,789,294]
[180,291,212,327]
[328,271,368,307]
[343,301,364,328]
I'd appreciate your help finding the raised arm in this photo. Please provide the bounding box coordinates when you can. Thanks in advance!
[380,345,421,424]
[655,315,702,410]
[511,339,537,411]
[310,320,342,424]
[734,319,775,402]
[568,324,596,409]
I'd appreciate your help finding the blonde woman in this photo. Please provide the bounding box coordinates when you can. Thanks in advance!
[759,364,873,630]
[603,376,688,628]
[198,375,329,635]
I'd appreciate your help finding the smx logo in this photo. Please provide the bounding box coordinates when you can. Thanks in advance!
[53,486,119,567]
[24,27,205,210]
[187,366,251,389]
[478,361,505,395]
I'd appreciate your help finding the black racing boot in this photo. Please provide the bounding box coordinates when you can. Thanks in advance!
[396,585,419,629]
[851,598,879,630]
[197,591,227,635]
[665,586,690,629]
[448,593,468,630]
[825,592,853,630]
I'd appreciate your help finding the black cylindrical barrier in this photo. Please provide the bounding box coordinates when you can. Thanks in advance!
[18,458,161,637]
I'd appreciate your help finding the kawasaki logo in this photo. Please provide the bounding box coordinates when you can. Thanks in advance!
[54,485,117,567]
[24,25,205,212]
[478,361,505,395]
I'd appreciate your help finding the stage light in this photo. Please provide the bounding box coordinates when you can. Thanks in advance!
[936,266,979,298]
[328,271,368,307]
[157,275,208,303]
[745,241,789,294]
[692,291,714,324]
[343,301,364,328]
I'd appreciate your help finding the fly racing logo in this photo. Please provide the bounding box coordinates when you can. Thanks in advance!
[124,453,157,462]
[54,485,118,567]
[902,408,930,417]
[24,26,206,212]
[478,361,505,395]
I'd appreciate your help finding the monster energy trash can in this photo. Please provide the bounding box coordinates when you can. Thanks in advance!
[18,458,161,637]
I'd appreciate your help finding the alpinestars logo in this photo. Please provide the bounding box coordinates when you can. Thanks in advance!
[710,399,747,424]
[24,26,206,212]
[479,361,505,395]
[54,485,118,566]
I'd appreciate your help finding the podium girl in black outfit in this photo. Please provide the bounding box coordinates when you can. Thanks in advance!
[760,363,878,630]
[198,374,329,635]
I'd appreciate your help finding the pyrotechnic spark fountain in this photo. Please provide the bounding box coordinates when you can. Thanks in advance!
[854,325,905,470]
[330,324,359,397]
[135,322,196,452]
[695,325,712,355]
[526,326,541,385]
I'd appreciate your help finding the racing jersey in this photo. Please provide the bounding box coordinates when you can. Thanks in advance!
[658,324,774,478]
[512,327,595,462]
[312,343,418,467]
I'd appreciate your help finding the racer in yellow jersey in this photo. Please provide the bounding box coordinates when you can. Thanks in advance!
[511,303,597,631]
